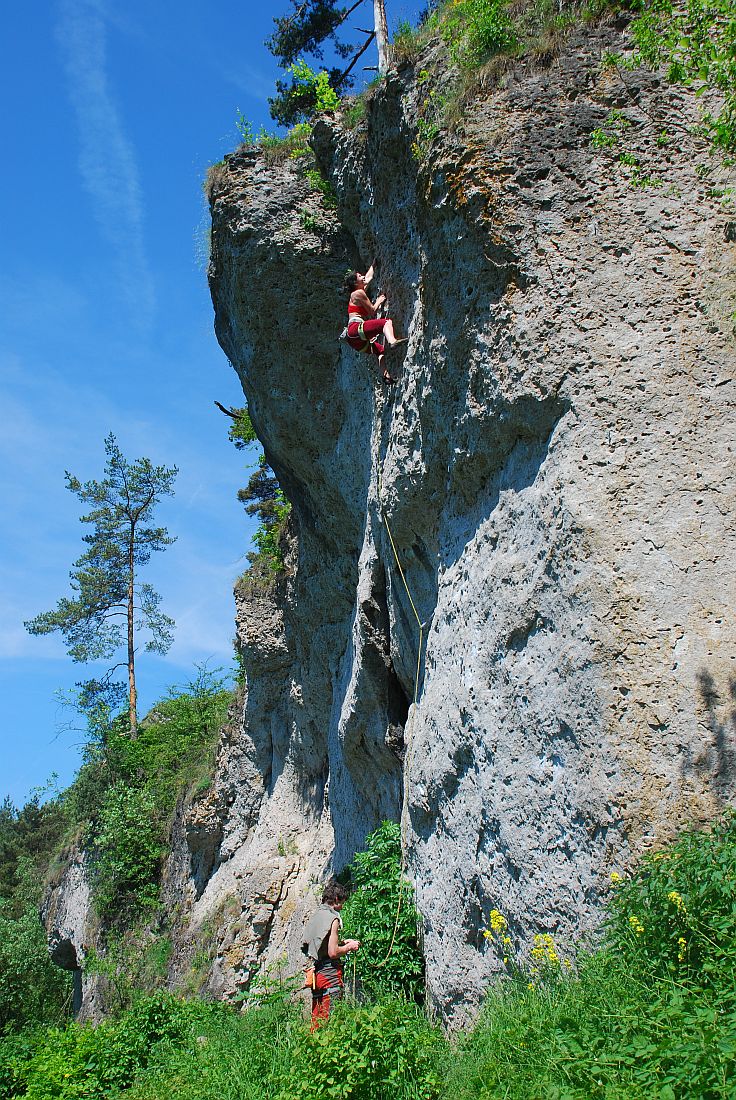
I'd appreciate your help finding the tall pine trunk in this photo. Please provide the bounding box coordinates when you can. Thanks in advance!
[127,530,137,738]
[374,0,390,74]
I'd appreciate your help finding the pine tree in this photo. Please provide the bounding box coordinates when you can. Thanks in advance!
[25,435,177,737]
[267,0,391,126]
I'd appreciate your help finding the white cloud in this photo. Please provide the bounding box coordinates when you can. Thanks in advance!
[56,0,155,331]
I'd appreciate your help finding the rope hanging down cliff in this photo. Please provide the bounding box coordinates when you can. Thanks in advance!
[370,458,426,970]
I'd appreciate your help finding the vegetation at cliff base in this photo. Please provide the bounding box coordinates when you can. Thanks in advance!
[2,814,735,1098]
[340,821,425,1003]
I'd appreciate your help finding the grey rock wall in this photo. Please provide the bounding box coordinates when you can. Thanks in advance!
[203,18,735,1022]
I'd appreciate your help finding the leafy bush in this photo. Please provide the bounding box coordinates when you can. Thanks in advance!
[440,0,518,68]
[88,783,162,919]
[75,666,231,920]
[0,868,71,1033]
[445,813,736,1099]
[125,997,299,1100]
[276,999,445,1100]
[606,811,736,992]
[340,822,425,1003]
[4,992,193,1100]
[628,0,736,150]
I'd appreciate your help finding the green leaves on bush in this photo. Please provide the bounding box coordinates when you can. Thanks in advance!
[440,0,518,68]
[2,992,193,1100]
[87,783,162,919]
[78,665,232,921]
[340,822,425,1003]
[447,812,736,1100]
[276,1000,445,1100]
[606,811,736,990]
[628,0,736,150]
[0,887,71,1034]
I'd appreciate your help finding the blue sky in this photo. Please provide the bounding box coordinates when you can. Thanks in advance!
[1,0,420,807]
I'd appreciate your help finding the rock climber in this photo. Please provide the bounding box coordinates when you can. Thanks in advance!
[344,265,406,384]
[301,880,360,1029]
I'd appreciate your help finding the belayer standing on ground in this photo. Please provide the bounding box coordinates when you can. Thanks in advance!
[344,265,406,385]
[302,880,360,1029]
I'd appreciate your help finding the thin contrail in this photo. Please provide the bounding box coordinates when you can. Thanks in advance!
[56,0,155,332]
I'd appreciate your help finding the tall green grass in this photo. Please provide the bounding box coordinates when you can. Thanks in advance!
[2,815,734,1099]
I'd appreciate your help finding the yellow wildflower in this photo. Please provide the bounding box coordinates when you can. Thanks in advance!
[482,929,493,940]
[667,891,687,915]
[502,935,512,946]
[489,909,507,934]
[628,915,645,935]
[610,871,623,884]
[677,936,687,962]
[531,933,560,966]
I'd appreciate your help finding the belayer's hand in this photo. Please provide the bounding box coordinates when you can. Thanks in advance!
[346,939,360,952]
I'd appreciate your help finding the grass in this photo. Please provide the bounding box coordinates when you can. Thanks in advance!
[3,815,734,1098]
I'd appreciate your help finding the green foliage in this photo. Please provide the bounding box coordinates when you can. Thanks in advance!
[71,664,231,921]
[606,812,736,991]
[0,871,72,1034]
[225,411,292,580]
[24,434,177,732]
[0,786,67,902]
[267,0,354,71]
[340,822,425,1003]
[87,784,162,920]
[276,999,445,1100]
[628,0,736,150]
[266,0,367,125]
[305,167,337,207]
[4,818,735,1097]
[227,406,257,449]
[441,0,518,69]
[2,992,193,1100]
[343,98,367,129]
[589,126,617,148]
[24,435,177,664]
[0,794,72,1035]
[270,58,342,127]
[248,489,291,574]
[445,813,736,1099]
[393,19,423,64]
[300,208,322,232]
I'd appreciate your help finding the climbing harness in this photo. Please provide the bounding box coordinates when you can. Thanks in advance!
[340,317,381,354]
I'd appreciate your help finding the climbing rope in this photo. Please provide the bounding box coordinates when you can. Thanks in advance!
[373,458,426,967]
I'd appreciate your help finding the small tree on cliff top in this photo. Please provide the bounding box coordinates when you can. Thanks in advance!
[25,435,177,737]
[267,0,391,126]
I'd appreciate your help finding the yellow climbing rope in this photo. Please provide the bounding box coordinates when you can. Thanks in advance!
[374,459,425,967]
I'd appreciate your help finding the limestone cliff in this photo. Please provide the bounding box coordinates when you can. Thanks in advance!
[46,15,735,1023]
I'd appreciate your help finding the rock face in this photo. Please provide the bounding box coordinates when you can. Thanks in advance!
[45,17,735,1023]
[41,848,97,1018]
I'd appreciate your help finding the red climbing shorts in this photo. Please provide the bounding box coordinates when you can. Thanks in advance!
[310,962,343,1030]
[347,317,387,357]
